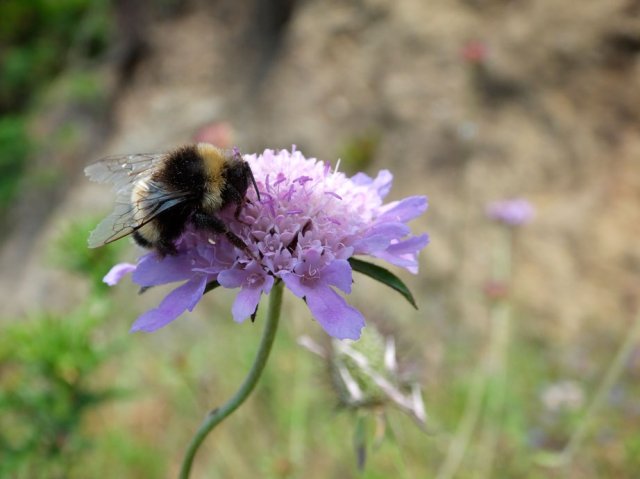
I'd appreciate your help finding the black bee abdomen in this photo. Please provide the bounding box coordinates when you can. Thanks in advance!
[155,145,207,198]
[149,200,198,255]
[133,230,152,248]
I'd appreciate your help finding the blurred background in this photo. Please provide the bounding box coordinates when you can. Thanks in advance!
[1,0,639,477]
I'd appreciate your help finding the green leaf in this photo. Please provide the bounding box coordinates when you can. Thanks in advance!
[349,257,418,309]
[204,280,220,295]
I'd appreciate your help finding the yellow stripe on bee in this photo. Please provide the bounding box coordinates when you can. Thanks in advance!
[130,178,161,243]
[197,143,226,211]
[131,179,150,222]
[137,221,161,243]
[197,143,226,181]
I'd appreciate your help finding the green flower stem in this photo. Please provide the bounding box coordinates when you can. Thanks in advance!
[536,310,640,468]
[436,227,515,479]
[178,280,284,479]
[474,227,513,479]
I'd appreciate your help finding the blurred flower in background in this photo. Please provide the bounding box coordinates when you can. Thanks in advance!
[461,40,489,64]
[485,198,535,226]
[193,121,234,148]
[541,380,585,413]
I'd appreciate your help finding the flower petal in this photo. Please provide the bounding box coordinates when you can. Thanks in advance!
[386,234,430,255]
[353,222,411,255]
[103,263,136,286]
[378,196,428,223]
[217,267,249,288]
[371,234,430,274]
[231,286,263,323]
[280,271,308,298]
[305,285,365,340]
[320,259,353,294]
[374,251,420,274]
[351,170,393,199]
[130,275,207,332]
[132,253,195,287]
[372,170,393,198]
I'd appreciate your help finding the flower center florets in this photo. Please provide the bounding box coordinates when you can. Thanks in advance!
[218,158,367,279]
[246,272,263,287]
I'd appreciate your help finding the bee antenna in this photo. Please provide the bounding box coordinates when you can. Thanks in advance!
[248,167,261,201]
[234,147,261,201]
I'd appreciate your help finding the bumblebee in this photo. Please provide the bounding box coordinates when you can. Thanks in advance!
[86,143,260,256]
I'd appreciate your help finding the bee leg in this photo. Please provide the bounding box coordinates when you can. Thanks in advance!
[155,239,178,257]
[192,212,251,254]
[219,184,247,220]
[234,201,243,219]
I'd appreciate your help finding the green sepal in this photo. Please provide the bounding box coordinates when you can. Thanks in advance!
[349,257,418,309]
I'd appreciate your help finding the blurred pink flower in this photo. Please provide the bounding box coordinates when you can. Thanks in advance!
[461,40,488,64]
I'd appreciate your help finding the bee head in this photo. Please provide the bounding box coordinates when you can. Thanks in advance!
[231,148,260,202]
[225,150,261,202]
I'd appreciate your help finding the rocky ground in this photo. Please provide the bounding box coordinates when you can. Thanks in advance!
[2,0,639,343]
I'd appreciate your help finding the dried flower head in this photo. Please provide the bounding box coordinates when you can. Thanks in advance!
[105,147,428,340]
[298,327,427,428]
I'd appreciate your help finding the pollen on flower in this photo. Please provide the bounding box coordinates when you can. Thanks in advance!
[106,148,429,339]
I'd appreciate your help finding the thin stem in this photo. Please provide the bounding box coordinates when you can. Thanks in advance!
[536,311,640,468]
[473,228,513,479]
[475,300,509,479]
[178,280,284,479]
[386,415,412,479]
[437,227,515,479]
[435,358,487,479]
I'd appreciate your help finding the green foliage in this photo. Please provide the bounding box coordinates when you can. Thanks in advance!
[50,217,126,294]
[0,0,112,113]
[0,116,30,212]
[339,131,381,174]
[0,305,121,478]
[350,257,418,309]
[0,0,114,214]
[88,431,168,479]
[61,70,106,106]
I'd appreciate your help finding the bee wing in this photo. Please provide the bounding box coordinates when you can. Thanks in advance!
[85,153,165,192]
[86,152,181,247]
[88,183,192,248]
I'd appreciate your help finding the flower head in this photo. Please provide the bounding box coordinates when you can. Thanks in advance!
[104,147,428,339]
[298,326,428,428]
[485,198,534,226]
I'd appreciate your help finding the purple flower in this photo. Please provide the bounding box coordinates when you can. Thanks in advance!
[485,198,534,226]
[103,263,136,286]
[106,148,429,340]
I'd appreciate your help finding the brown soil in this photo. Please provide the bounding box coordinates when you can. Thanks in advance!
[2,0,639,340]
